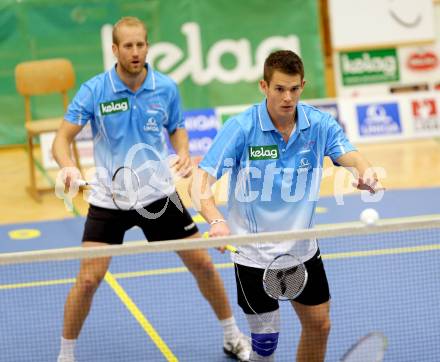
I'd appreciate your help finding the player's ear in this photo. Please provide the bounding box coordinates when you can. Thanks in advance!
[112,43,118,58]
[259,79,268,95]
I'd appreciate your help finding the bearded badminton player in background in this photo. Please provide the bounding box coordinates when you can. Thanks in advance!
[52,16,250,362]
[191,50,384,361]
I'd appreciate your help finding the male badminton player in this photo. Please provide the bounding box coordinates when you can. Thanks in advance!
[52,16,250,362]
[191,50,383,361]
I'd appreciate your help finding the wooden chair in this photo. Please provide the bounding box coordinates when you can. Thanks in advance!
[15,58,82,201]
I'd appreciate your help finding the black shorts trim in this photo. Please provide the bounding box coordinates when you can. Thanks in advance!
[82,192,199,244]
[235,249,330,314]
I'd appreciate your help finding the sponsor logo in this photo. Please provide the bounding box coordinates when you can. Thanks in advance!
[309,102,346,132]
[184,222,196,231]
[100,98,129,115]
[340,49,399,85]
[186,108,219,155]
[407,52,438,71]
[185,110,220,131]
[249,145,279,160]
[411,99,440,131]
[357,103,402,136]
[164,108,219,156]
[189,137,214,155]
[143,117,160,132]
[298,140,315,155]
[147,22,300,85]
[297,157,312,173]
[388,7,421,28]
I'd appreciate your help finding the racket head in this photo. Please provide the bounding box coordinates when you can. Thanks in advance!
[263,253,308,301]
[111,166,141,210]
[340,332,387,362]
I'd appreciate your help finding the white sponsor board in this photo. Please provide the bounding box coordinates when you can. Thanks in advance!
[329,0,436,50]
[337,91,440,143]
[40,124,95,169]
[41,93,440,169]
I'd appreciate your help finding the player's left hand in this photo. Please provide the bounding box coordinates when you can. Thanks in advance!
[353,177,385,194]
[169,153,193,179]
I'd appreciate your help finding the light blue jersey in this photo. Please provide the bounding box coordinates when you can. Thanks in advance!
[199,100,356,266]
[65,64,184,208]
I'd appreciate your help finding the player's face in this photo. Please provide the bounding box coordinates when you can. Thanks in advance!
[113,25,148,75]
[260,70,305,123]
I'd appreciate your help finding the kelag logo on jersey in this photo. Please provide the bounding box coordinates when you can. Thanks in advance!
[100,98,129,115]
[249,145,280,160]
[356,103,402,136]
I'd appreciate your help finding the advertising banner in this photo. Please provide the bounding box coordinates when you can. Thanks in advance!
[398,43,440,84]
[0,0,324,145]
[409,97,440,135]
[356,102,402,137]
[339,49,400,86]
[329,0,436,50]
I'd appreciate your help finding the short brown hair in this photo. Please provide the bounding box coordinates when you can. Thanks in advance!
[263,50,304,83]
[112,16,148,45]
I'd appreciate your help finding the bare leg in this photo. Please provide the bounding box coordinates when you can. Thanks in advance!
[292,301,331,362]
[62,242,111,339]
[177,233,232,320]
[177,233,251,361]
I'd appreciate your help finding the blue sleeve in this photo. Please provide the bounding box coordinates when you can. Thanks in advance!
[324,116,356,163]
[64,84,95,126]
[166,82,184,134]
[199,118,246,180]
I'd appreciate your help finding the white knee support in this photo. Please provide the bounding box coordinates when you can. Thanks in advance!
[246,310,280,360]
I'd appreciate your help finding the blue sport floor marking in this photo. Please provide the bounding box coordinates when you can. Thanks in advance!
[1,187,439,252]
[0,187,439,361]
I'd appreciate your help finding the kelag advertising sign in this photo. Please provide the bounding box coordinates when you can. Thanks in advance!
[0,0,324,145]
[340,49,400,86]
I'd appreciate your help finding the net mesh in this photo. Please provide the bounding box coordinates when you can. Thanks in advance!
[0,216,439,362]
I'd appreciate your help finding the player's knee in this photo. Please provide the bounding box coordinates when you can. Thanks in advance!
[306,315,331,337]
[77,275,103,295]
[320,317,331,336]
[189,257,216,277]
[251,332,279,357]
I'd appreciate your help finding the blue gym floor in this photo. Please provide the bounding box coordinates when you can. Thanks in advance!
[1,187,439,361]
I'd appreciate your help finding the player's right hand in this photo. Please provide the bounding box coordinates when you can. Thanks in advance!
[208,222,231,253]
[61,167,83,192]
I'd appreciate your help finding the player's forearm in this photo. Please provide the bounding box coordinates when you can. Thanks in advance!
[52,134,76,169]
[189,169,225,222]
[200,197,226,224]
[169,128,190,157]
[52,120,83,169]
[337,151,374,179]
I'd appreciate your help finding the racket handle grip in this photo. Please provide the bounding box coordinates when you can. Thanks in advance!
[76,179,89,187]
[225,245,237,253]
[202,234,236,253]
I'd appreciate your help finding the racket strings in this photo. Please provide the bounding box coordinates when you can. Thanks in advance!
[112,167,141,209]
[264,257,307,300]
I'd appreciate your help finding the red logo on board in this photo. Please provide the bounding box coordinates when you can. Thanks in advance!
[411,99,440,132]
[412,99,437,117]
[407,52,438,71]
